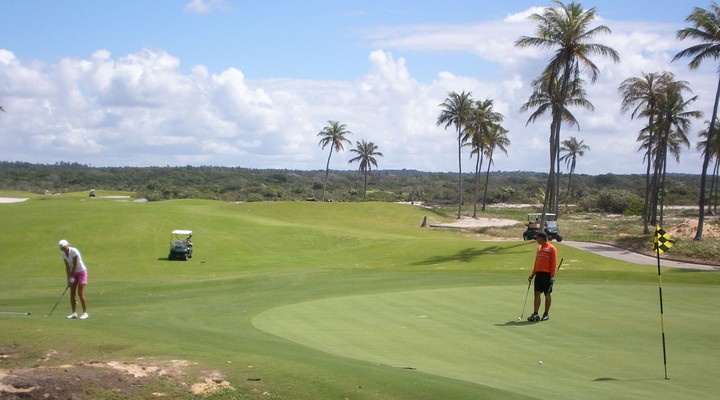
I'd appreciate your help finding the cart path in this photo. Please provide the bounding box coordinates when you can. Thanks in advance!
[562,240,720,271]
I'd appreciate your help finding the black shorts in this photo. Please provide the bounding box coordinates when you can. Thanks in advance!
[534,272,554,294]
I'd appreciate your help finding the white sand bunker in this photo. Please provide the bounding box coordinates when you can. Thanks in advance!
[0,197,29,204]
[430,216,519,228]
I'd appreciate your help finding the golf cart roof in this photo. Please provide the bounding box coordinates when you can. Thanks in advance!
[172,230,192,235]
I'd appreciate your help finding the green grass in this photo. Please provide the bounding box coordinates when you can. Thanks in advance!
[1,194,719,399]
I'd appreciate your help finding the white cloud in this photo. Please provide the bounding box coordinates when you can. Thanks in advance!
[0,8,714,175]
[184,0,230,15]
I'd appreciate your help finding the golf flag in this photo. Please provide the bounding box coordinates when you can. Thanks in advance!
[653,225,673,255]
[653,224,671,379]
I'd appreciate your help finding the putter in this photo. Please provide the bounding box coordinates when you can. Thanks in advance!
[519,280,532,320]
[520,257,564,320]
[0,311,31,316]
[45,285,69,318]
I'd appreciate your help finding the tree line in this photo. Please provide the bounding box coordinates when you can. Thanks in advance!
[0,161,707,213]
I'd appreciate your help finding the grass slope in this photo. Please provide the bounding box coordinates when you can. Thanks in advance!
[1,194,718,399]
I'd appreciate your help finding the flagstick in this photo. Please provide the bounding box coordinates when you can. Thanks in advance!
[655,228,669,380]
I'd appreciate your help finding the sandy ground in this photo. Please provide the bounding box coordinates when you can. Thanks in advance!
[429,216,519,228]
[0,197,28,203]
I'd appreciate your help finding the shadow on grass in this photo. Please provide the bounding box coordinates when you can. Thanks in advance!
[592,377,668,382]
[412,242,530,265]
[494,320,541,327]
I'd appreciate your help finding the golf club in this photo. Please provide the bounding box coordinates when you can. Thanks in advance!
[519,257,564,320]
[0,311,31,316]
[519,280,532,320]
[45,285,69,318]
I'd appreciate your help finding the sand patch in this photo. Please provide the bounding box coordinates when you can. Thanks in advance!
[667,218,720,240]
[0,198,28,204]
[429,216,519,228]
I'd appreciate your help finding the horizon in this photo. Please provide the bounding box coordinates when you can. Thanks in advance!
[1,160,702,178]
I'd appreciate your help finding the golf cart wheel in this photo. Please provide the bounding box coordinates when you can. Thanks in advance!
[556,236,563,242]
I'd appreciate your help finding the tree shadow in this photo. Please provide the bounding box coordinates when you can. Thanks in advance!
[412,242,529,265]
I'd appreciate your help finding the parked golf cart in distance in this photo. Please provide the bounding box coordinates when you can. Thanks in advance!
[169,229,193,260]
[523,213,562,242]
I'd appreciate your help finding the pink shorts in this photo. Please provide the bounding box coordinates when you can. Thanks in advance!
[72,270,88,286]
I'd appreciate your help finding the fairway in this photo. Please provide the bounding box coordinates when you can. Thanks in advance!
[1,195,719,399]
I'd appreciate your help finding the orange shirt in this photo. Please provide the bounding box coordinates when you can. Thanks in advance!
[533,242,558,277]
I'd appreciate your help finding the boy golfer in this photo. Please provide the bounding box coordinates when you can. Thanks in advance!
[527,231,557,322]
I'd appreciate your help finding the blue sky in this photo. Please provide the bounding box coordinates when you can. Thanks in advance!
[0,1,715,175]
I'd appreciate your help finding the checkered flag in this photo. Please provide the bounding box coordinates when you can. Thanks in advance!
[653,225,673,255]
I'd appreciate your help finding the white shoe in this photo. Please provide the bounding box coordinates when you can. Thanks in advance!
[79,313,89,320]
[66,312,77,319]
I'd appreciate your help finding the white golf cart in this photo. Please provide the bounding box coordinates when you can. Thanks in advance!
[522,213,562,242]
[168,229,193,261]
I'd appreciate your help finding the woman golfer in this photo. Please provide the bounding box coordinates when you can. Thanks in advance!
[58,239,89,319]
[527,231,557,322]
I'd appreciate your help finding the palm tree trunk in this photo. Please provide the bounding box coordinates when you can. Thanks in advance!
[649,163,660,226]
[707,157,717,215]
[472,152,482,218]
[641,123,654,234]
[554,134,562,215]
[322,147,334,202]
[696,78,720,240]
[654,124,670,226]
[565,167,573,212]
[659,145,668,227]
[482,152,494,211]
[713,158,719,215]
[457,129,463,219]
[362,168,368,201]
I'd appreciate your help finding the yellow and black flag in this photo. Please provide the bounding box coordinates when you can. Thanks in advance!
[653,225,673,255]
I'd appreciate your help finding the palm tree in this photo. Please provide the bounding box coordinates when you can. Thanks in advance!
[515,0,619,222]
[650,83,702,225]
[520,75,594,215]
[673,3,720,240]
[481,125,510,211]
[465,99,503,217]
[559,136,589,205]
[437,91,474,219]
[698,119,720,215]
[317,120,352,201]
[619,71,675,233]
[348,139,383,200]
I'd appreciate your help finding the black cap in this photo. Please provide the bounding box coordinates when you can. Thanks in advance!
[536,231,548,239]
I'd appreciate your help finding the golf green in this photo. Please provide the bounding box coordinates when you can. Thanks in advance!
[254,284,720,400]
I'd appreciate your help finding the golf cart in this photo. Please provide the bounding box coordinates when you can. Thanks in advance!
[168,229,193,261]
[523,213,563,242]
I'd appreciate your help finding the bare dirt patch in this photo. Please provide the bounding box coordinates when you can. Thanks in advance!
[0,358,235,399]
[667,218,720,240]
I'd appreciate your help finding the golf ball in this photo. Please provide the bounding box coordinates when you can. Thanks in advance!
[518,317,521,320]
[538,361,543,365]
